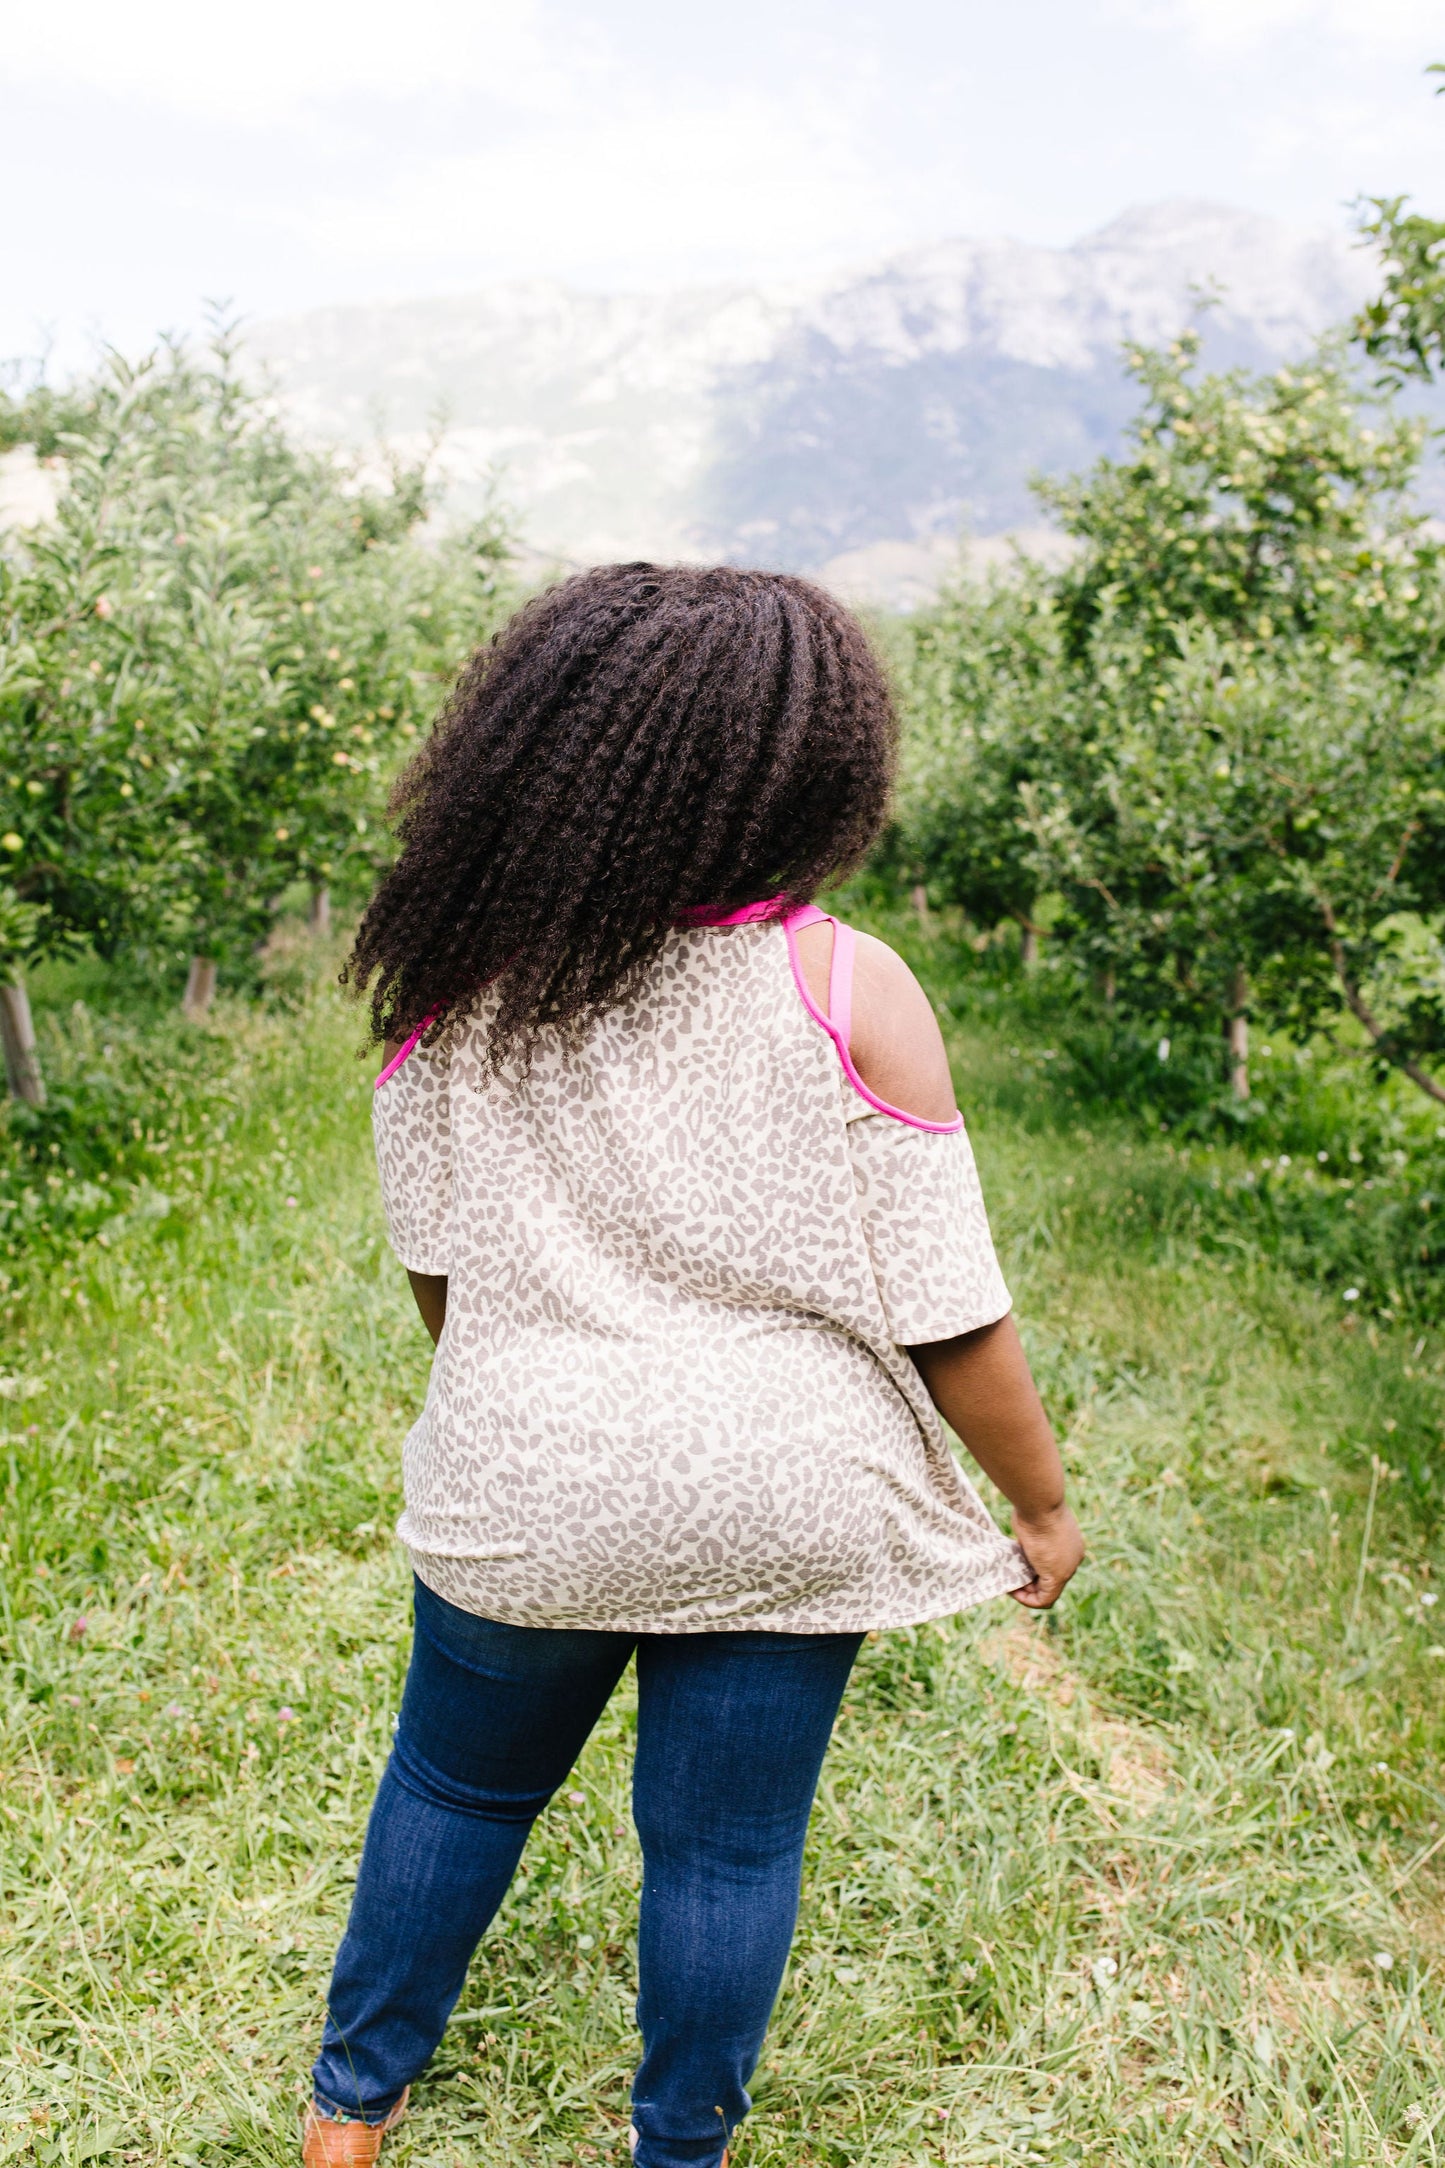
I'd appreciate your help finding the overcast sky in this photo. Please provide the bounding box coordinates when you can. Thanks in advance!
[3,0,1441,369]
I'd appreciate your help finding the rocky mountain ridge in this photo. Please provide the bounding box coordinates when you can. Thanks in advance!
[247,200,1380,600]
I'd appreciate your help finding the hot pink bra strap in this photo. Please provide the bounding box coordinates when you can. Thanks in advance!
[828,918,856,1051]
[780,903,963,1133]
[780,905,854,1045]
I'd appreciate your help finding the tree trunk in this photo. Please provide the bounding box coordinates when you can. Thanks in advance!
[308,884,332,937]
[1020,924,1039,968]
[910,883,933,937]
[0,982,45,1107]
[1227,965,1249,1101]
[1099,966,1116,1008]
[182,956,217,1018]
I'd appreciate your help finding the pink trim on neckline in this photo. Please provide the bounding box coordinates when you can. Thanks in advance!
[677,896,788,927]
[782,905,964,1134]
[375,1010,440,1089]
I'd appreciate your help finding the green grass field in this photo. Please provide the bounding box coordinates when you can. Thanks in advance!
[1,922,1442,2166]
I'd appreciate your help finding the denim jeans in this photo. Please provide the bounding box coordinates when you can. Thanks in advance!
[312,1577,862,2168]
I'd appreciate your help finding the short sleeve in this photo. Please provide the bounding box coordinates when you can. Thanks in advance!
[848,1113,1010,1346]
[372,1037,453,1274]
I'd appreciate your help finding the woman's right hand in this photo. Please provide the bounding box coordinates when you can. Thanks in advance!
[908,1318,1084,1611]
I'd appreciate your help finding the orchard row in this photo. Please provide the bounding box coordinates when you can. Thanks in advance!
[892,254,1445,1112]
[0,328,515,1099]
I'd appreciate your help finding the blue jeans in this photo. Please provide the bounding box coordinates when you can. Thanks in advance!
[313,1577,862,2168]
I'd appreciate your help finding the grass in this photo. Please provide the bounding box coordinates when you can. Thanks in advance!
[0,918,1442,2165]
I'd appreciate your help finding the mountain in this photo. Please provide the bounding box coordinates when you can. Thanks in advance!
[247,202,1382,601]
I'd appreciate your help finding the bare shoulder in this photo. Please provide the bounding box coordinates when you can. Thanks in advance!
[792,920,958,1123]
[850,932,958,1122]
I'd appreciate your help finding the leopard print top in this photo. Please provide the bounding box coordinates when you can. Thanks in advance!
[372,913,1030,1632]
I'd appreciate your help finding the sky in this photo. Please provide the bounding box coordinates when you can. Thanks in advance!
[2,0,1441,370]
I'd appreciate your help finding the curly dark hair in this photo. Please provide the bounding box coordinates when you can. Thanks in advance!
[344,562,897,1066]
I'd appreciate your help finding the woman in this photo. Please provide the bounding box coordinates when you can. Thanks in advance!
[303,563,1083,2166]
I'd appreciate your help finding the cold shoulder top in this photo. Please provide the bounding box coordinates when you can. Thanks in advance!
[372,904,1030,1632]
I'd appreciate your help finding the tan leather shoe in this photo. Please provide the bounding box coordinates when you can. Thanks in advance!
[301,2088,409,2165]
